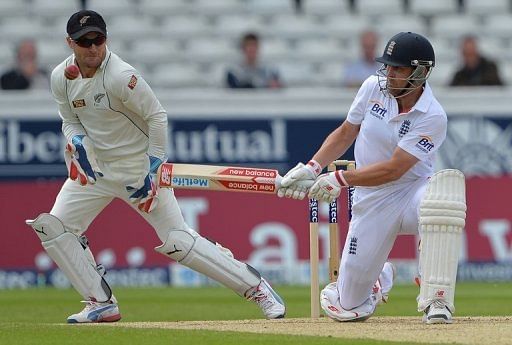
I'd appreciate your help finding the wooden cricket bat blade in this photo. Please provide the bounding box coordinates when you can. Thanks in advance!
[157,163,282,194]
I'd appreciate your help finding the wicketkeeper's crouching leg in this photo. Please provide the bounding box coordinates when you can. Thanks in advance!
[26,213,121,323]
[155,228,286,319]
[417,169,466,324]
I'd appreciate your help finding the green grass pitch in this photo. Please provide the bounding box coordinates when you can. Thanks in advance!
[0,282,510,345]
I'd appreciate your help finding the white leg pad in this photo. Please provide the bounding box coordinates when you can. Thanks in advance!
[155,229,261,296]
[26,213,111,302]
[418,170,466,313]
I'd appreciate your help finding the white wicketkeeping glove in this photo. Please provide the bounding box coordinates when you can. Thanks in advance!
[277,160,322,200]
[308,170,348,203]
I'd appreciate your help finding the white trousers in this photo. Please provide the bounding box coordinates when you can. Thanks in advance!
[50,158,186,242]
[337,178,428,309]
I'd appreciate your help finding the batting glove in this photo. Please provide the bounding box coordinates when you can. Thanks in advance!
[308,170,349,203]
[64,135,103,186]
[126,156,162,213]
[277,160,321,200]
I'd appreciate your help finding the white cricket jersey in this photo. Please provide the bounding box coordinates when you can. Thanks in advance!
[347,75,447,186]
[50,47,168,166]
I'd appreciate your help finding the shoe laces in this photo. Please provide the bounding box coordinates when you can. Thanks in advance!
[79,299,110,312]
[247,285,275,310]
[431,300,446,309]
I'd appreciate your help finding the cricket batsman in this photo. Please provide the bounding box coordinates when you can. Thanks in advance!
[26,10,285,323]
[278,32,466,324]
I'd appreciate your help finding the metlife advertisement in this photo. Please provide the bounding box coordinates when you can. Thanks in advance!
[1,114,511,288]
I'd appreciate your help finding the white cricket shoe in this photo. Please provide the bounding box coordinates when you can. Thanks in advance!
[246,278,286,319]
[320,282,375,322]
[423,300,453,324]
[67,299,121,323]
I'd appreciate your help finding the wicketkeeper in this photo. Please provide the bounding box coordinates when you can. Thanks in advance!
[26,10,285,323]
[278,32,466,324]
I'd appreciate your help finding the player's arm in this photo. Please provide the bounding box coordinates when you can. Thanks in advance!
[311,120,360,168]
[342,147,419,186]
[50,66,86,139]
[113,69,168,212]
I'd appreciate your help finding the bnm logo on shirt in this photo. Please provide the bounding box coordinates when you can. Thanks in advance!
[415,136,434,153]
[369,100,387,120]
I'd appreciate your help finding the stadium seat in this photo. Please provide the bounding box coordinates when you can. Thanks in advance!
[316,62,345,87]
[357,0,404,16]
[87,0,139,17]
[302,0,351,16]
[408,0,459,16]
[431,15,481,41]
[138,0,192,17]
[0,0,30,18]
[464,0,510,15]
[31,0,79,21]
[294,38,346,63]
[246,0,294,16]
[193,0,247,16]
[427,62,457,87]
[0,17,45,43]
[483,14,512,41]
[323,14,372,41]
[160,15,212,40]
[266,14,325,40]
[107,15,158,40]
[131,39,184,65]
[212,15,265,40]
[37,40,70,69]
[185,38,237,63]
[375,15,428,39]
[260,39,292,61]
[150,63,207,88]
[277,61,316,86]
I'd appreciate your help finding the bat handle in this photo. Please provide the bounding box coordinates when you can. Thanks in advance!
[274,175,283,189]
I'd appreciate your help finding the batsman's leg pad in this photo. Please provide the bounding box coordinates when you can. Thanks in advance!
[26,213,112,303]
[417,169,466,313]
[155,229,261,296]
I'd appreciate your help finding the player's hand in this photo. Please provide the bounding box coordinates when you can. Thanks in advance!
[64,135,103,186]
[277,161,321,199]
[308,171,348,203]
[126,156,162,213]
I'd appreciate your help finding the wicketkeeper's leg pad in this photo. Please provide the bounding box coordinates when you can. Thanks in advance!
[417,169,466,313]
[155,229,261,296]
[26,213,112,303]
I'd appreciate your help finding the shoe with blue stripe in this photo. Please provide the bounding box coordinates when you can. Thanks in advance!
[67,299,121,323]
[246,278,286,319]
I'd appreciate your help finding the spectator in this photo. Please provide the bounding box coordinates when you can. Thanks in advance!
[226,32,282,89]
[450,35,504,86]
[1,39,49,90]
[342,30,381,88]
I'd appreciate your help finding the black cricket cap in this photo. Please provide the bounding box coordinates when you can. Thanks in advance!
[67,10,107,40]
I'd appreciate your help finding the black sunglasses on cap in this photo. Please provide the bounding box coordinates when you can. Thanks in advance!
[73,35,106,48]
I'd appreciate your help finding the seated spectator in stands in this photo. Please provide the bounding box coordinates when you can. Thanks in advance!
[226,32,282,89]
[1,39,49,90]
[450,35,504,86]
[342,30,381,88]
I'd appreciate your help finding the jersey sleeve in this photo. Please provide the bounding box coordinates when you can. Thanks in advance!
[110,68,168,161]
[346,76,375,125]
[398,114,447,161]
[50,65,87,141]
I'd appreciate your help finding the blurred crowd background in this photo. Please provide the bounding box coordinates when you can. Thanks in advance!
[1,0,511,90]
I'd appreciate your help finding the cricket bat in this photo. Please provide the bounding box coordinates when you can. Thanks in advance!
[157,163,283,194]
